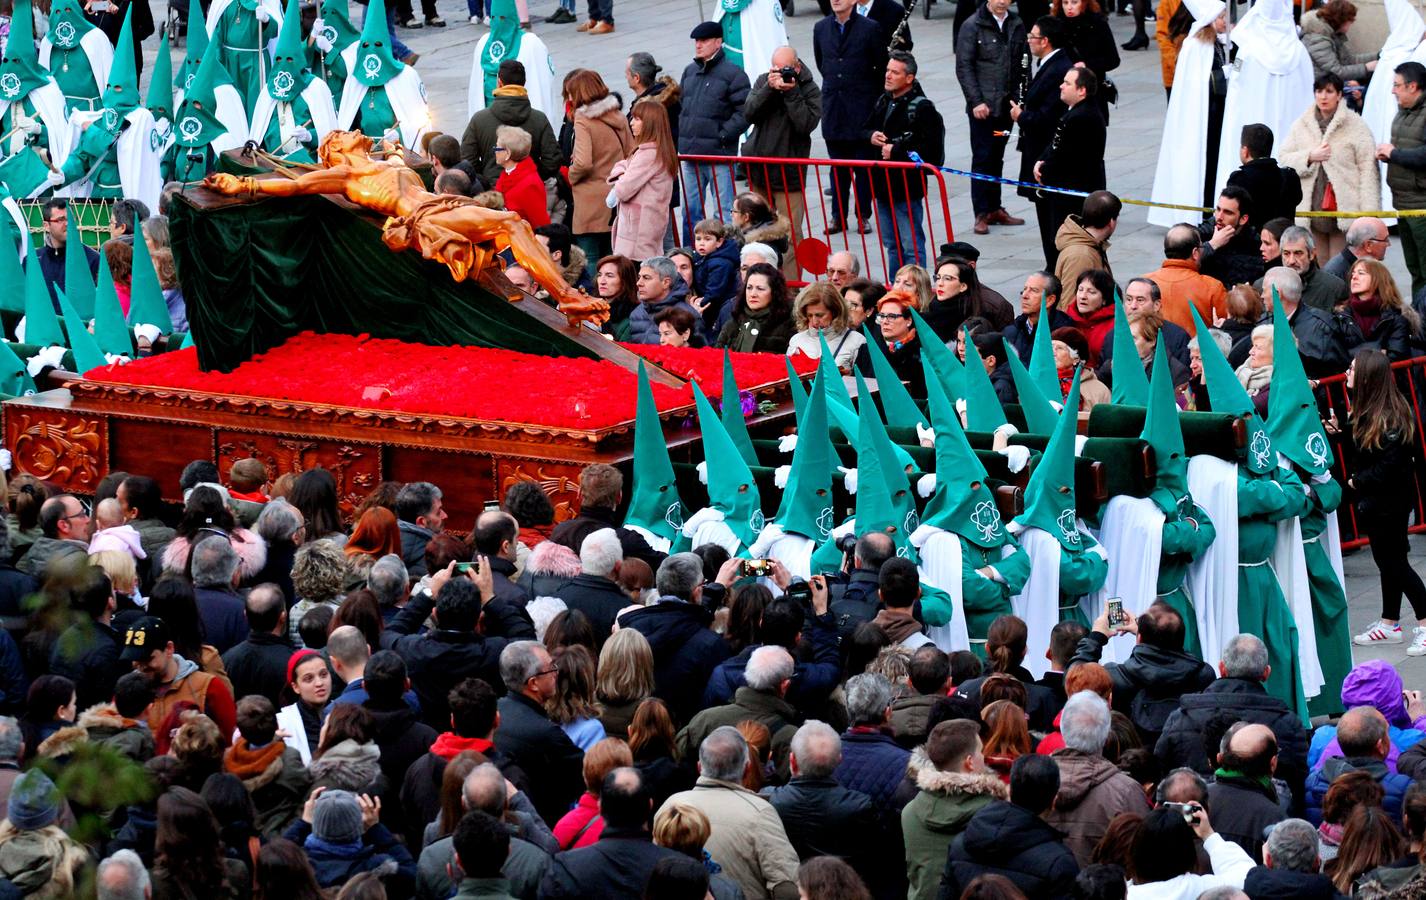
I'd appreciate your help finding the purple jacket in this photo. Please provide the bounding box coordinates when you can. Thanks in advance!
[1310,660,1426,772]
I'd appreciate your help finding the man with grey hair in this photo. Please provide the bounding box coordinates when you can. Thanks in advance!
[367,554,410,613]
[416,762,554,900]
[764,721,875,863]
[396,481,446,578]
[825,251,860,289]
[676,646,798,774]
[628,256,703,344]
[190,535,249,654]
[1243,817,1334,896]
[552,528,627,646]
[1246,265,1347,377]
[1324,216,1390,281]
[1274,225,1348,313]
[659,726,801,900]
[1157,633,1307,801]
[493,641,584,826]
[621,551,733,724]
[833,672,912,895]
[1046,691,1150,865]
[97,848,151,900]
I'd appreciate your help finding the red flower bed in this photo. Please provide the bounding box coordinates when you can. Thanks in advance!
[85,333,800,430]
[622,343,817,385]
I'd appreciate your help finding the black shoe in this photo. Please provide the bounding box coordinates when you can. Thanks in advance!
[856,219,872,234]
[1121,33,1148,50]
[827,222,846,234]
[545,7,575,21]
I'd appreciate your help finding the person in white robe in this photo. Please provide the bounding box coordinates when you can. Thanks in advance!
[1148,0,1228,227]
[467,0,557,122]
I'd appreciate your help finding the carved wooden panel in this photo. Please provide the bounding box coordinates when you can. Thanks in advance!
[385,449,496,533]
[498,461,586,523]
[7,409,106,493]
[215,432,381,518]
[109,419,213,502]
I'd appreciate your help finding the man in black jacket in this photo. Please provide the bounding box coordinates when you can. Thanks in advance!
[1071,602,1216,742]
[1198,185,1266,291]
[459,60,563,186]
[549,464,665,572]
[49,565,124,712]
[1244,817,1341,900]
[957,0,1028,236]
[539,768,684,896]
[940,754,1079,899]
[679,22,751,240]
[552,527,629,648]
[1226,124,1303,226]
[494,641,585,827]
[471,511,537,641]
[1001,270,1072,365]
[1206,723,1287,862]
[221,585,295,704]
[1276,227,1349,313]
[868,51,944,277]
[828,531,895,641]
[814,0,887,234]
[744,46,823,280]
[1255,266,1349,378]
[1012,16,1074,265]
[1035,65,1106,237]
[1155,634,1308,807]
[764,721,876,861]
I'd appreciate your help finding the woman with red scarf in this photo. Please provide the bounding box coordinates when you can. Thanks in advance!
[1342,259,1419,361]
[1063,269,1118,368]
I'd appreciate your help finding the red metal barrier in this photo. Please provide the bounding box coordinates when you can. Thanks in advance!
[674,153,955,284]
[1317,355,1426,550]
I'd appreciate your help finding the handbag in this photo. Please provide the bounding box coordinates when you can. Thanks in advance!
[1322,180,1338,212]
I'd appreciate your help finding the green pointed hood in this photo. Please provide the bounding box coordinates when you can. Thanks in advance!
[62,216,94,320]
[92,253,133,358]
[0,0,50,102]
[909,308,965,403]
[693,381,764,549]
[862,324,927,429]
[0,340,35,395]
[45,0,95,50]
[785,357,807,424]
[1028,293,1061,402]
[1003,338,1059,434]
[173,38,232,147]
[1190,305,1276,474]
[479,0,524,104]
[22,244,63,347]
[352,0,403,87]
[128,214,173,333]
[147,30,175,123]
[1267,288,1334,474]
[776,368,836,541]
[963,327,1008,433]
[1014,368,1084,550]
[1110,294,1149,406]
[179,330,196,349]
[624,361,685,545]
[268,0,312,100]
[316,0,360,51]
[853,370,917,561]
[816,331,861,443]
[101,6,140,116]
[1142,335,1189,506]
[179,0,209,95]
[720,350,757,467]
[921,354,1006,548]
[0,228,24,314]
[55,287,107,374]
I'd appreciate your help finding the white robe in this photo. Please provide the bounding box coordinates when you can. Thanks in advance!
[910,524,972,653]
[716,0,788,81]
[0,81,75,198]
[1088,495,1165,664]
[466,32,557,124]
[3,195,28,259]
[115,107,165,214]
[38,28,113,106]
[749,523,815,581]
[1365,0,1425,219]
[1273,515,1322,699]
[248,78,338,150]
[336,49,429,149]
[1006,524,1063,680]
[1184,454,1239,669]
[1214,0,1314,194]
[1147,9,1224,228]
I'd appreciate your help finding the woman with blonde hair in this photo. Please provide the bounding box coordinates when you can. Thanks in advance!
[654,801,744,899]
[891,264,934,313]
[596,628,655,741]
[1343,258,1418,361]
[566,69,632,274]
[785,281,866,372]
[608,99,676,261]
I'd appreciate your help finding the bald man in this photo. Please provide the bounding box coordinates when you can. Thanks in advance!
[1323,216,1391,281]
[1206,723,1285,861]
[743,45,821,281]
[1306,706,1415,825]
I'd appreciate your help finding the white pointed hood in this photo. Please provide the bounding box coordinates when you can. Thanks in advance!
[1232,0,1311,75]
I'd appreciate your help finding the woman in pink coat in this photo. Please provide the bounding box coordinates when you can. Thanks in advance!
[607,99,676,262]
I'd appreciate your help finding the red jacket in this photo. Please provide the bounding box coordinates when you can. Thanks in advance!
[496,157,551,227]
[1064,301,1115,369]
[552,792,604,850]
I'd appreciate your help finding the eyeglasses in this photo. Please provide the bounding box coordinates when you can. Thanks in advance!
[1363,237,1389,246]
[875,312,909,322]
[934,273,960,283]
[494,146,507,152]
[45,217,65,224]
[529,664,559,680]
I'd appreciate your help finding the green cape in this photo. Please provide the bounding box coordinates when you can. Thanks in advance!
[693,380,764,550]
[1003,336,1059,434]
[1028,292,1061,402]
[179,0,209,94]
[22,244,63,346]
[1142,335,1189,508]
[775,367,836,541]
[352,0,404,87]
[100,6,141,117]
[853,369,918,561]
[91,252,133,357]
[623,361,685,546]
[1267,289,1334,475]
[719,350,757,467]
[45,0,96,50]
[1190,305,1275,474]
[62,215,94,320]
[0,0,50,100]
[479,0,523,104]
[267,0,313,100]
[147,30,175,123]
[862,323,927,430]
[921,353,1006,548]
[128,213,173,332]
[963,326,1009,433]
[909,307,965,403]
[1014,368,1085,550]
[55,286,106,373]
[1109,295,1149,406]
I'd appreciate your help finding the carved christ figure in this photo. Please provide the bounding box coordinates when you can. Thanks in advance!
[203,130,609,327]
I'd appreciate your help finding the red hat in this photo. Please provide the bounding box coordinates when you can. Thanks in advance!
[286,649,324,686]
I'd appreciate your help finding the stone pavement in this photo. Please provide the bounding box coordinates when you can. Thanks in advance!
[142,2,1426,687]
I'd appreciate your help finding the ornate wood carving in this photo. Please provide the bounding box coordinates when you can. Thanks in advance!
[216,433,381,517]
[7,411,106,492]
[498,462,586,523]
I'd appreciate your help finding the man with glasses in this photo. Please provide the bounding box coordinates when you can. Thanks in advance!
[493,640,583,826]
[35,198,98,310]
[17,494,91,579]
[1010,16,1074,267]
[1323,216,1391,282]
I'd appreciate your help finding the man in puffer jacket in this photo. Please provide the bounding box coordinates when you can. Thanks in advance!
[1305,707,1415,825]
[625,257,701,345]
[283,789,417,897]
[0,771,87,899]
[940,754,1079,900]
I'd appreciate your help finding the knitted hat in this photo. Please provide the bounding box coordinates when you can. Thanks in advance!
[8,770,59,830]
[311,789,363,843]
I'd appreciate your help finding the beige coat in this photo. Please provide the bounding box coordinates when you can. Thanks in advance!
[568,95,633,236]
[1277,101,1380,234]
[658,777,801,900]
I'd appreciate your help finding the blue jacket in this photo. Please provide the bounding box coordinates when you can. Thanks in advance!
[701,613,841,711]
[813,13,889,142]
[677,49,751,156]
[1305,756,1414,825]
[36,243,99,311]
[835,728,912,809]
[283,820,417,897]
[625,279,699,345]
[621,599,732,726]
[694,239,742,334]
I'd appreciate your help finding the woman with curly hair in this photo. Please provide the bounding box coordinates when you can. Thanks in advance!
[289,540,350,647]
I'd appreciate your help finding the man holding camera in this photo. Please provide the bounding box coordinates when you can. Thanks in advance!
[744,46,823,281]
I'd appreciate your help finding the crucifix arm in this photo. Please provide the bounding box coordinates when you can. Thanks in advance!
[204,168,353,198]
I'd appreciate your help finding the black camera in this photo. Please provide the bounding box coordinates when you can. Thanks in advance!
[836,534,858,554]
[779,66,797,82]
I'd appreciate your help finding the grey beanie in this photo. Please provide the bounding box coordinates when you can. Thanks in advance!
[311,789,363,843]
[7,770,59,831]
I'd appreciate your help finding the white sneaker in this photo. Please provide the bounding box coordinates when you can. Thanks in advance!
[1409,627,1426,657]
[1355,620,1404,645]
[468,13,484,23]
